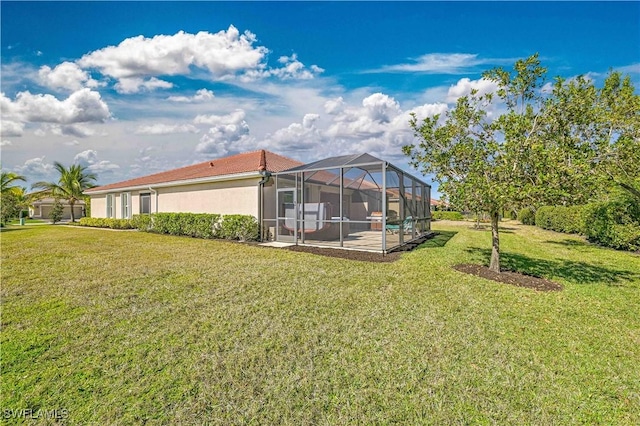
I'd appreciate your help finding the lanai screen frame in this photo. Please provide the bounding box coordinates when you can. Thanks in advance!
[269,154,431,253]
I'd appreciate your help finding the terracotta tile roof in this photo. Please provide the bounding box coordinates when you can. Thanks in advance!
[87,150,303,192]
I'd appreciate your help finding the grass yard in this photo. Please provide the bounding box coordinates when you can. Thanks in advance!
[1,222,639,424]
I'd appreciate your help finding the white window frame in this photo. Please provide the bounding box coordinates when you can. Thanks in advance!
[121,193,131,219]
[106,194,115,218]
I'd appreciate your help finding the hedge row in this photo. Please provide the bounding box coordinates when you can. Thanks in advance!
[534,205,584,234]
[581,199,640,251]
[79,213,260,241]
[533,197,640,251]
[431,211,464,221]
[517,207,536,225]
[78,217,135,229]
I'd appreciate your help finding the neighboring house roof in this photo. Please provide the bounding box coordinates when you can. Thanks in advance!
[31,198,85,206]
[86,150,303,193]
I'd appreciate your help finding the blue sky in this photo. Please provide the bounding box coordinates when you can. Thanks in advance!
[2,1,639,197]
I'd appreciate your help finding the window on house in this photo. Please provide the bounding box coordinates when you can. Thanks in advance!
[121,193,131,219]
[140,193,151,214]
[106,194,115,218]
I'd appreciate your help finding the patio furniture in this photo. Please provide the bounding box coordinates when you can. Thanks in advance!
[386,216,414,234]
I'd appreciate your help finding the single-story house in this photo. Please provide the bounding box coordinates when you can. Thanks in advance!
[30,198,86,220]
[86,150,431,253]
[86,149,302,223]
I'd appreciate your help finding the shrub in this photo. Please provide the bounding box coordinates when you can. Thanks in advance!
[78,217,134,229]
[50,200,64,224]
[146,213,222,238]
[517,207,536,225]
[131,214,152,232]
[535,205,584,234]
[431,211,464,221]
[582,198,640,251]
[219,215,259,241]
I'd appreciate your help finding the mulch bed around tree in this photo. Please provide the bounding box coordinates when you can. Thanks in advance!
[453,264,563,292]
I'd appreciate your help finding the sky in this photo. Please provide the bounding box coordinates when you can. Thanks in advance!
[1,1,639,198]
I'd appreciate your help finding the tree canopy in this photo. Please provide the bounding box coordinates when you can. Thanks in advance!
[1,170,26,195]
[32,162,97,222]
[405,54,640,272]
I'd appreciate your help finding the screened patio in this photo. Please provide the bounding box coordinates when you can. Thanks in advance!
[264,153,431,253]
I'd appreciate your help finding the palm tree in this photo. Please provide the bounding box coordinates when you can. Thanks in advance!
[32,162,97,222]
[1,170,26,195]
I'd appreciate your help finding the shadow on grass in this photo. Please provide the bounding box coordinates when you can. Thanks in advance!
[415,230,458,249]
[544,239,590,248]
[465,225,516,234]
[465,247,639,286]
[0,227,27,233]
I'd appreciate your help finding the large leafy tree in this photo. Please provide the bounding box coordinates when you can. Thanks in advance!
[406,54,548,272]
[592,72,639,200]
[541,71,640,203]
[32,162,97,222]
[406,54,639,273]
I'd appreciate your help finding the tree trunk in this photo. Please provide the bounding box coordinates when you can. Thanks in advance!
[489,210,500,273]
[69,200,75,222]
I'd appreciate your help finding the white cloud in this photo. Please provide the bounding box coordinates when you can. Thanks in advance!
[362,93,401,123]
[46,123,96,138]
[78,26,268,84]
[1,140,12,147]
[371,53,514,74]
[3,88,111,124]
[0,120,24,137]
[15,156,55,179]
[324,97,345,115]
[194,109,246,125]
[64,140,80,146]
[194,109,251,155]
[262,113,323,152]
[135,123,200,135]
[617,63,640,74]
[327,93,401,138]
[38,61,100,91]
[167,89,215,103]
[74,149,120,173]
[245,54,323,81]
[446,77,499,102]
[114,77,173,94]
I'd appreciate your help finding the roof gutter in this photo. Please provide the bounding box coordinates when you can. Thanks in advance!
[148,186,158,213]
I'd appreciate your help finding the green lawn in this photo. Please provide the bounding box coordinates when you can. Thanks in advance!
[1,222,639,424]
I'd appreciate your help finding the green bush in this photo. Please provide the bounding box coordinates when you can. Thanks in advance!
[535,205,584,234]
[431,211,464,221]
[146,213,222,238]
[219,215,259,241]
[131,214,152,232]
[517,207,536,225]
[133,213,259,241]
[50,200,64,224]
[78,217,134,229]
[582,198,640,251]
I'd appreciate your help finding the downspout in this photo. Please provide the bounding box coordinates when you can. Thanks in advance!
[258,170,271,242]
[148,186,158,213]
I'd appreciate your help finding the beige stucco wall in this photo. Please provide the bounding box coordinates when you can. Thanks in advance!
[89,177,266,219]
[90,196,107,218]
[156,179,259,216]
